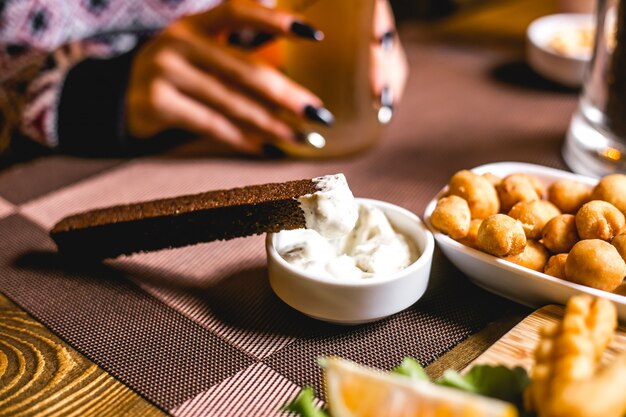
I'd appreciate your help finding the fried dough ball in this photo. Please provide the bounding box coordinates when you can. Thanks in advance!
[447,170,500,219]
[565,239,626,292]
[592,174,626,214]
[544,253,568,279]
[497,173,544,213]
[477,214,527,257]
[457,219,482,249]
[431,196,471,239]
[548,180,592,214]
[482,172,501,187]
[542,214,579,254]
[508,200,561,239]
[612,234,626,262]
[504,240,549,272]
[575,200,626,241]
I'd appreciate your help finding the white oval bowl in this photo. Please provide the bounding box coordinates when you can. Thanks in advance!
[527,13,593,87]
[266,198,434,325]
[423,162,626,322]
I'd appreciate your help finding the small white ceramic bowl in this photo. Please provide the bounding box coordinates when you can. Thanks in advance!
[423,162,626,322]
[266,198,434,325]
[527,13,593,87]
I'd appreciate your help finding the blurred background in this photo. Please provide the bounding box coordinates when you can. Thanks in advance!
[390,0,595,21]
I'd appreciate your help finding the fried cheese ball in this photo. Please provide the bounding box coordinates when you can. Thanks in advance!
[457,219,482,249]
[592,174,626,214]
[447,170,500,219]
[497,173,544,213]
[548,180,592,214]
[508,200,561,239]
[431,196,471,239]
[565,239,626,292]
[544,253,568,279]
[575,200,626,241]
[542,214,579,254]
[477,214,527,257]
[482,172,501,187]
[612,233,626,263]
[504,240,549,271]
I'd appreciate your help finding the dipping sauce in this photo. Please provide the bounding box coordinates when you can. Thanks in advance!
[297,173,358,239]
[276,204,418,279]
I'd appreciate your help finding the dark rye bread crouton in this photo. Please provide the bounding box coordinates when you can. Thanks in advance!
[51,178,318,260]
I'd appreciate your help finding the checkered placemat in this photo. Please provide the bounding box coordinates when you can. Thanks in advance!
[0,32,577,416]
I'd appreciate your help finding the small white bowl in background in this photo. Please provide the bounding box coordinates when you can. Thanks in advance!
[266,198,435,325]
[527,13,594,87]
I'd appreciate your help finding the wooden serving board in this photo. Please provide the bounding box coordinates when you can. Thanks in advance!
[467,305,626,371]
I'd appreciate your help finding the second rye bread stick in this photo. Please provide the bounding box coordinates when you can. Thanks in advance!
[51,174,357,260]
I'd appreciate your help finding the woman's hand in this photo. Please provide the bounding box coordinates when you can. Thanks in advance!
[371,0,409,124]
[127,0,332,155]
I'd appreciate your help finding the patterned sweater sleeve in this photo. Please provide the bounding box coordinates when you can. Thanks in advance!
[0,0,219,154]
[0,37,139,155]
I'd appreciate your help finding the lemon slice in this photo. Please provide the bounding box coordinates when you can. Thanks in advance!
[323,358,518,417]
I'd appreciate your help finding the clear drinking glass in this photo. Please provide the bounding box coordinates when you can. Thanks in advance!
[277,0,381,158]
[564,0,626,176]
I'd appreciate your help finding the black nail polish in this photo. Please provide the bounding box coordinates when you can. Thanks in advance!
[380,30,395,52]
[250,32,275,47]
[290,21,324,41]
[378,86,394,124]
[304,105,335,126]
[262,144,286,159]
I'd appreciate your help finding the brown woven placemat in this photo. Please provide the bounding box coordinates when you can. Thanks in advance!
[0,25,575,416]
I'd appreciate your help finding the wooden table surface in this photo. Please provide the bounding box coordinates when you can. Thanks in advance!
[0,0,564,415]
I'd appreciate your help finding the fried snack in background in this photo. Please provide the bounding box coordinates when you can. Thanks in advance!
[497,173,543,213]
[505,240,549,272]
[457,218,482,249]
[565,240,626,292]
[592,174,626,214]
[548,180,592,214]
[477,214,527,257]
[542,214,579,254]
[447,170,500,219]
[508,200,561,240]
[431,195,471,240]
[612,233,626,262]
[544,254,568,279]
[575,200,625,241]
[430,170,626,294]
[525,295,626,417]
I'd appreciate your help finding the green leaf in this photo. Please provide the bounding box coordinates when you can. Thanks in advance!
[282,386,329,417]
[436,365,530,405]
[391,357,430,383]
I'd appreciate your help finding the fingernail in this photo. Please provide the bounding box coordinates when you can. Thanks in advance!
[295,131,326,149]
[380,30,395,52]
[378,86,394,124]
[304,105,335,126]
[262,143,286,159]
[290,21,324,41]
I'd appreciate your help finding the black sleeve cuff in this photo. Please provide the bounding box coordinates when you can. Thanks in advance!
[57,49,137,156]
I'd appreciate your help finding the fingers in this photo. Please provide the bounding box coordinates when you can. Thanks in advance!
[186,0,323,41]
[128,80,263,155]
[168,91,264,154]
[370,0,409,124]
[178,32,330,122]
[161,50,297,144]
